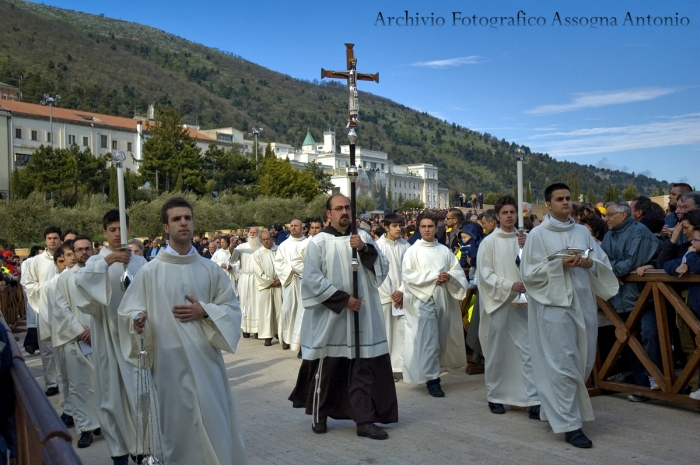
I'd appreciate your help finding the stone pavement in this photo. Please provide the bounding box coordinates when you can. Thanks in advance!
[24,336,700,465]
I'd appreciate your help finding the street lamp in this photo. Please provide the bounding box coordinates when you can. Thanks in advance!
[40,94,60,147]
[249,127,263,165]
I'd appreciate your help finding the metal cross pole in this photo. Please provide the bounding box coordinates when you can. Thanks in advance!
[321,44,378,359]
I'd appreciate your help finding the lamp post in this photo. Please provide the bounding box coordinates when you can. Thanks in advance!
[249,128,263,165]
[40,94,60,147]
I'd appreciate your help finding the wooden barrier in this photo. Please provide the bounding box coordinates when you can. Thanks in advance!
[593,270,700,406]
[0,283,26,331]
[1,316,83,465]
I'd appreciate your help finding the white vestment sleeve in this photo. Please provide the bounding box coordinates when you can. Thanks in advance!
[116,270,153,368]
[402,252,439,303]
[74,256,112,316]
[52,276,84,347]
[521,230,571,307]
[199,267,242,354]
[273,245,294,286]
[302,240,339,307]
[445,254,468,301]
[253,251,275,290]
[477,242,516,312]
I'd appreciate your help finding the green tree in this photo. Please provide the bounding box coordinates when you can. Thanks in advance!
[202,144,257,193]
[386,186,396,211]
[399,198,425,211]
[621,183,638,201]
[356,195,377,214]
[572,178,580,201]
[141,106,205,194]
[304,160,334,194]
[23,145,78,204]
[525,183,533,203]
[257,157,318,201]
[587,187,596,204]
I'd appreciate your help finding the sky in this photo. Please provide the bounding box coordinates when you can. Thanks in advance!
[34,0,700,189]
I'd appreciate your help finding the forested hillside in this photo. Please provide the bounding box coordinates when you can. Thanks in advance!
[0,0,671,202]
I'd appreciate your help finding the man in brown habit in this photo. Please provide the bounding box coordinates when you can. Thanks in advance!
[289,194,398,440]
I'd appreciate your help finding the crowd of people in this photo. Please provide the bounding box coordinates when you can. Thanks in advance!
[1,181,699,462]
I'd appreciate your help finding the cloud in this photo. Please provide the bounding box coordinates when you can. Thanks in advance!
[526,87,677,115]
[679,176,689,183]
[410,56,482,68]
[528,114,700,157]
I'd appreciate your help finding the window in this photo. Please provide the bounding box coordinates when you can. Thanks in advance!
[127,142,133,152]
[100,135,108,148]
[82,136,89,147]
[46,132,53,143]
[31,130,38,141]
[14,128,22,139]
[68,135,76,145]
[112,140,118,150]
[14,153,32,167]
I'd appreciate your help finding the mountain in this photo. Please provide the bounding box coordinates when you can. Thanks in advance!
[0,0,670,202]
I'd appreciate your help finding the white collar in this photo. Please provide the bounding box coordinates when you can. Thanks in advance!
[162,245,197,256]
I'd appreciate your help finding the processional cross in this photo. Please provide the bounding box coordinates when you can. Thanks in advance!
[321,44,378,359]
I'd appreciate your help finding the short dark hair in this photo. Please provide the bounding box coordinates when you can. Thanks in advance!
[61,228,79,240]
[494,195,517,214]
[160,197,194,224]
[310,217,324,226]
[671,182,692,194]
[374,226,386,238]
[631,196,655,217]
[221,235,231,245]
[29,246,44,257]
[684,210,700,228]
[447,208,464,223]
[325,194,348,211]
[44,226,62,239]
[72,235,93,249]
[639,212,665,234]
[61,240,74,252]
[482,209,498,223]
[383,214,403,227]
[53,248,64,263]
[545,183,571,202]
[102,209,129,231]
[579,214,609,242]
[419,212,438,226]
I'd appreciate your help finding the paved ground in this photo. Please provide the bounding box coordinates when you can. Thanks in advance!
[23,336,700,465]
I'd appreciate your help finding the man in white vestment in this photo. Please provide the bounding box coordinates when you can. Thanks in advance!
[21,249,42,355]
[22,226,62,397]
[273,219,308,352]
[119,196,247,465]
[252,231,283,346]
[521,183,619,449]
[232,227,260,337]
[374,214,410,379]
[211,235,237,296]
[289,194,397,440]
[308,218,323,237]
[73,210,148,465]
[477,195,540,417]
[52,236,101,448]
[41,242,77,429]
[402,212,468,397]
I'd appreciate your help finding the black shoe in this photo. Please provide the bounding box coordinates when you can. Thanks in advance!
[130,454,144,464]
[282,343,290,350]
[61,412,74,428]
[45,386,59,397]
[565,428,592,448]
[488,402,505,414]
[627,394,650,402]
[426,379,445,397]
[242,332,250,338]
[312,420,327,434]
[77,431,93,448]
[24,346,36,355]
[356,423,389,440]
[264,338,272,346]
[527,405,541,420]
[93,427,101,436]
[297,350,302,359]
[112,455,129,465]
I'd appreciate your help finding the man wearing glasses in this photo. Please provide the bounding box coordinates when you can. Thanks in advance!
[289,194,397,440]
[601,201,660,400]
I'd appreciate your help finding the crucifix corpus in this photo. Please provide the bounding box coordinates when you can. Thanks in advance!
[321,43,379,359]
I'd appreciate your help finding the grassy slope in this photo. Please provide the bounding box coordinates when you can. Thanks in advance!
[0,0,668,200]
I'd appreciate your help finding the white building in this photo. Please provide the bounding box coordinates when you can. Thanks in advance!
[0,100,227,199]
